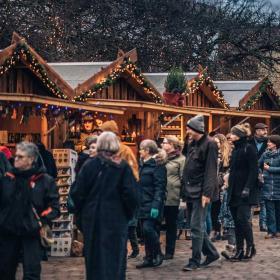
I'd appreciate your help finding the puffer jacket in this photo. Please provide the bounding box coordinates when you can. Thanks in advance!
[259,148,280,200]
[138,149,167,220]
[165,151,185,206]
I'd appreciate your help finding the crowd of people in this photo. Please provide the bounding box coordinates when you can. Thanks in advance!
[0,115,279,279]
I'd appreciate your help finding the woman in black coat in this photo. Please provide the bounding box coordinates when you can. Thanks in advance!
[0,142,60,279]
[227,123,258,261]
[71,132,138,280]
[136,140,167,269]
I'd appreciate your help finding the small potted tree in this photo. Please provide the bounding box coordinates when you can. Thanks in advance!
[163,67,187,106]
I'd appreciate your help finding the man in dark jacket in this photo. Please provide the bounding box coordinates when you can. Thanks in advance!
[182,115,219,271]
[0,142,60,279]
[248,123,268,232]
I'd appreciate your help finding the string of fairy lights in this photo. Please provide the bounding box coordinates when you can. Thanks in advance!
[74,57,163,104]
[1,41,278,113]
[0,42,68,100]
[189,70,230,109]
[237,78,280,111]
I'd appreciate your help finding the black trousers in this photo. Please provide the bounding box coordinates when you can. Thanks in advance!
[0,233,42,280]
[141,219,161,260]
[230,205,254,251]
[128,226,139,253]
[211,200,221,233]
[164,206,179,256]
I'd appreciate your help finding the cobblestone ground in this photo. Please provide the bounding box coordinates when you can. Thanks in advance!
[16,222,280,280]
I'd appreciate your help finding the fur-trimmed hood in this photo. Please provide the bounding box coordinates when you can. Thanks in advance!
[153,148,167,165]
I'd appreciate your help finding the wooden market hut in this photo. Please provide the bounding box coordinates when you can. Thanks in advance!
[187,67,280,135]
[73,48,166,142]
[0,33,124,150]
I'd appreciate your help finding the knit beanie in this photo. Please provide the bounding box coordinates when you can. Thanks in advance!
[269,135,280,149]
[231,123,251,138]
[100,120,119,135]
[187,115,205,134]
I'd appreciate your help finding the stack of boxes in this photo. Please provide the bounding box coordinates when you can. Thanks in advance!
[51,149,77,257]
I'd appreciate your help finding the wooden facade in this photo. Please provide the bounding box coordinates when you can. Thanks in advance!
[0,32,279,152]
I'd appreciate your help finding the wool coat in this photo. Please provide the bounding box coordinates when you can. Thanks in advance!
[259,149,280,200]
[228,138,259,206]
[71,155,139,280]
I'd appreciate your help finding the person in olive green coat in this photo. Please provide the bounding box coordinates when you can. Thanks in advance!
[162,136,185,259]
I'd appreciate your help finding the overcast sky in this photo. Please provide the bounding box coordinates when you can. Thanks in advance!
[269,0,280,6]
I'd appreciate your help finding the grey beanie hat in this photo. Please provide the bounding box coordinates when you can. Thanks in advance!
[187,115,205,134]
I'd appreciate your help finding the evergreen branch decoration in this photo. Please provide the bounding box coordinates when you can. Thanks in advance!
[0,42,68,99]
[164,67,187,94]
[237,78,280,110]
[74,57,163,104]
[189,70,230,109]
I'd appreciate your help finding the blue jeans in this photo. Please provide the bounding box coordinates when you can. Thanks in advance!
[259,200,267,229]
[265,200,280,235]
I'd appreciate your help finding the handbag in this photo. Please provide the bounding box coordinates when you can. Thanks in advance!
[31,205,54,248]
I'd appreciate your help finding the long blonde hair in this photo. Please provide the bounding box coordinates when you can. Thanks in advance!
[213,134,231,167]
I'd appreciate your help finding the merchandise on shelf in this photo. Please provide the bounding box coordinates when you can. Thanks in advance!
[51,149,77,257]
[160,115,184,141]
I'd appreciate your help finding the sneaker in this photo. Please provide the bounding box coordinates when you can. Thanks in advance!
[200,254,220,267]
[182,262,200,271]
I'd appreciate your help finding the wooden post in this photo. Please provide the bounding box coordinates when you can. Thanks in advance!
[265,118,271,133]
[146,112,152,139]
[181,115,185,141]
[208,114,213,133]
[41,108,48,148]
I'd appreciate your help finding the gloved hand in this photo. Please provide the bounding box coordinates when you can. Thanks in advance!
[241,187,250,198]
[150,208,159,219]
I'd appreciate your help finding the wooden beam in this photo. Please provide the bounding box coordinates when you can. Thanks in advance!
[208,114,213,132]
[88,99,211,116]
[0,93,124,115]
[87,99,280,118]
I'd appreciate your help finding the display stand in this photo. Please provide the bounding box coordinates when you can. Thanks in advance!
[51,149,77,257]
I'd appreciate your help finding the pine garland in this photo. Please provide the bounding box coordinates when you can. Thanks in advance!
[189,70,230,109]
[74,57,163,104]
[237,78,280,110]
[0,42,68,99]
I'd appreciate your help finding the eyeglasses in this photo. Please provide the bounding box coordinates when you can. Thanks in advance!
[15,154,27,160]
[162,142,169,144]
